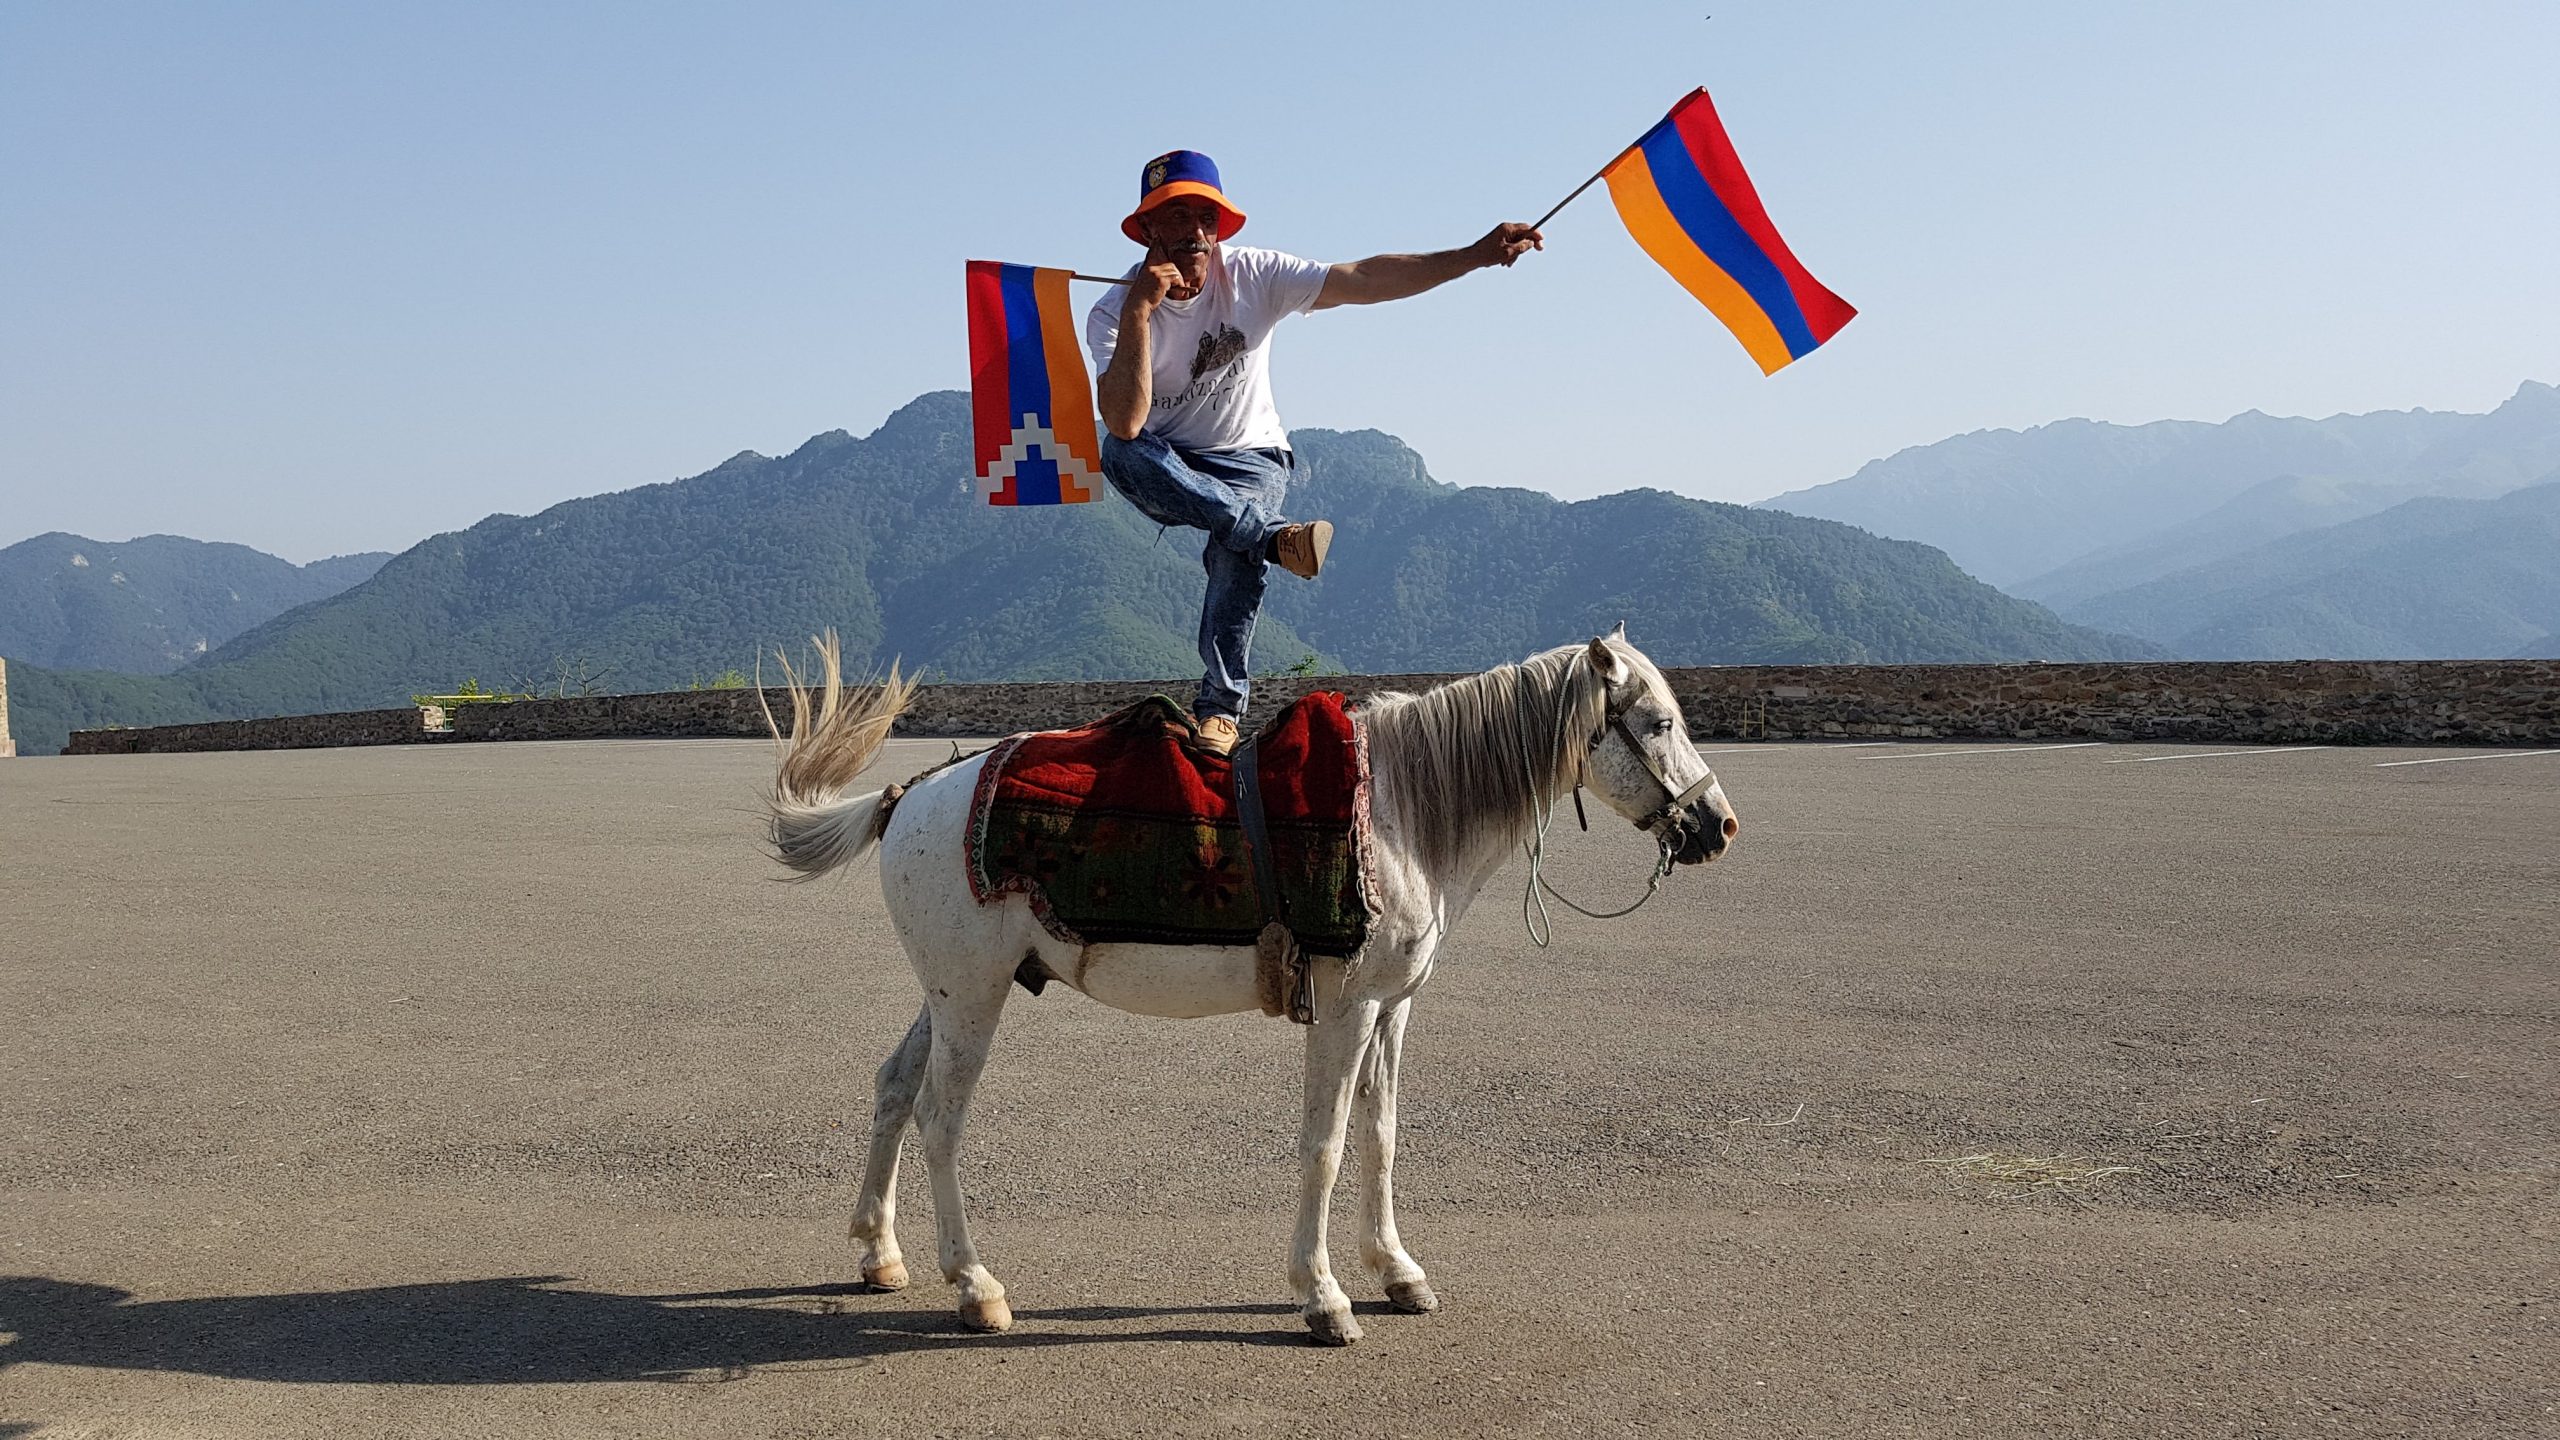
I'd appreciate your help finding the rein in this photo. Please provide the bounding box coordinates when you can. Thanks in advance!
[1520,817,1676,949]
[1512,653,1699,949]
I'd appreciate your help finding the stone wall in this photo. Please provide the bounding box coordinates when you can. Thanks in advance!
[447,690,766,742]
[1659,659,2559,745]
[64,707,431,756]
[59,659,2560,756]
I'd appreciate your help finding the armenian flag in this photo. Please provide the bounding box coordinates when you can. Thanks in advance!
[1602,88,1855,375]
[965,261,1101,505]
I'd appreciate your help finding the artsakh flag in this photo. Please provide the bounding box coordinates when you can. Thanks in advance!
[1602,88,1856,375]
[965,261,1102,505]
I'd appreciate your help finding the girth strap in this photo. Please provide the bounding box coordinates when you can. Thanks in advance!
[1233,733,1315,1025]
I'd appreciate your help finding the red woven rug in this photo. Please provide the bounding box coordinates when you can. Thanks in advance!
[966,693,1371,954]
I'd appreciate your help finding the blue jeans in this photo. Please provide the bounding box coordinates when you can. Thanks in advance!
[1100,431,1293,722]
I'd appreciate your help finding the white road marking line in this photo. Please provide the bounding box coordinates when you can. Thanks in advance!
[1680,744,1888,755]
[2104,746,2331,765]
[1858,742,2106,761]
[1684,743,1891,754]
[2373,749,2560,768]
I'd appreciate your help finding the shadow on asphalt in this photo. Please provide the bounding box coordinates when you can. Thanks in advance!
[0,1275,1314,1383]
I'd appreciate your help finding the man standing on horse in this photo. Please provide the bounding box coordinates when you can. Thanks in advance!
[1089,150,1543,756]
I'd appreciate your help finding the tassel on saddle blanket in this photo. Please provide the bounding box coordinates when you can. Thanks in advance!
[966,693,1375,1022]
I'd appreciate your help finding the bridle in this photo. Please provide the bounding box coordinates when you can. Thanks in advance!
[1516,653,1720,948]
[1582,709,1720,838]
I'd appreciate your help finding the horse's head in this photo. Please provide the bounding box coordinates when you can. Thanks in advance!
[1576,625,1739,865]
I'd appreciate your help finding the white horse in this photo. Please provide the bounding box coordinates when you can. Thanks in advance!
[761,627,1738,1345]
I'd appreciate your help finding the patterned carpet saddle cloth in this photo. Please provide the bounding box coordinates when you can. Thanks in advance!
[966,693,1373,958]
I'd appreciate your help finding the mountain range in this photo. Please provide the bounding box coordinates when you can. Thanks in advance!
[0,533,387,673]
[1760,381,2560,585]
[1757,381,2560,657]
[1,391,2144,755]
[2061,477,2560,660]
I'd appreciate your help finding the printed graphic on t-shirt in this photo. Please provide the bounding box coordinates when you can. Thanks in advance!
[1158,322,1253,413]
[1190,324,1248,380]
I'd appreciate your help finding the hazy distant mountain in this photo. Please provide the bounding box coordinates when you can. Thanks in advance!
[1756,381,2560,592]
[3,391,2145,753]
[2016,381,2560,609]
[0,532,389,673]
[2010,472,2434,613]
[2058,477,2560,659]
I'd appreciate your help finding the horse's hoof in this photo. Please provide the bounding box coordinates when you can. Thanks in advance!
[959,1295,1013,1333]
[861,1258,909,1291]
[1304,1307,1362,1346]
[1385,1278,1440,1314]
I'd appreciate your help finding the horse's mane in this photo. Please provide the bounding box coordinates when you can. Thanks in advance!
[1354,644,1605,878]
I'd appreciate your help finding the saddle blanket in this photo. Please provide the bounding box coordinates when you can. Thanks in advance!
[966,693,1373,956]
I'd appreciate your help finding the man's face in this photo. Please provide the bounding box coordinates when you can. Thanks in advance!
[1138,199,1221,268]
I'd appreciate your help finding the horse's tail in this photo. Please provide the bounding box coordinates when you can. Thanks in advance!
[760,630,919,880]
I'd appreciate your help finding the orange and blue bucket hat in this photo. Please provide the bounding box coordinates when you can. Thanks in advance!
[1121,150,1247,244]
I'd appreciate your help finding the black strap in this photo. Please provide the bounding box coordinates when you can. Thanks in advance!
[1235,732,1318,1025]
[1606,711,1716,830]
[1232,734,1290,932]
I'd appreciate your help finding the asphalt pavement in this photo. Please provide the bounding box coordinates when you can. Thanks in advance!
[3,734,2554,1438]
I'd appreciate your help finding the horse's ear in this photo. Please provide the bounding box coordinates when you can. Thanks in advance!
[1586,635,1622,684]
[1610,620,1627,641]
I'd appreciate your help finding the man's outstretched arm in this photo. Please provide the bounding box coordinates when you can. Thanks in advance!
[1310,222,1544,311]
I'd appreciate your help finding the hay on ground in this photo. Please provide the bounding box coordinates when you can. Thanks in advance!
[1919,1151,2139,1196]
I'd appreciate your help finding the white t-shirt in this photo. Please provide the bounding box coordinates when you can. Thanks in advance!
[1086,244,1330,453]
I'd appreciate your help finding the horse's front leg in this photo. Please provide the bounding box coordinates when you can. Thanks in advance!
[1293,995,1383,1345]
[1357,997,1436,1313]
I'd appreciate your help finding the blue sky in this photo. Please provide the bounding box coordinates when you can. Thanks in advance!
[4,1,2555,561]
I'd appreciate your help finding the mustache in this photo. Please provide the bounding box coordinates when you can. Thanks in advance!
[1162,241,1212,256]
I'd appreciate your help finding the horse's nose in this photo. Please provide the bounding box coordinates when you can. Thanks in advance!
[1680,800,1734,862]
[1692,797,1737,837]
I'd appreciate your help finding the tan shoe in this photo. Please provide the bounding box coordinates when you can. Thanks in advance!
[1271,520,1333,580]
[1191,713,1239,756]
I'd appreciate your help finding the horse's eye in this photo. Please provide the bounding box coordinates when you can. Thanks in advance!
[1654,719,1677,737]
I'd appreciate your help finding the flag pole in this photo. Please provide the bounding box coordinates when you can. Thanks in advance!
[1068,272,1132,285]
[1532,141,1639,233]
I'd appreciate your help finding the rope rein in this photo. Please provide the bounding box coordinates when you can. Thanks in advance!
[1513,653,1681,949]
[1520,810,1677,948]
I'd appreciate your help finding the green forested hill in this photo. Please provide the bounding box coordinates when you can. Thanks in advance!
[171,394,1332,717]
[4,391,2148,753]
[8,662,226,758]
[1271,429,2137,667]
[0,532,388,673]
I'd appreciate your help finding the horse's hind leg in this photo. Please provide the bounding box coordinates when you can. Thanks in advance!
[849,1006,930,1290]
[913,967,1015,1332]
[1357,997,1437,1314]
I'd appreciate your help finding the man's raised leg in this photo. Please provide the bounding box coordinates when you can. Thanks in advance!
[1099,433,1285,556]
